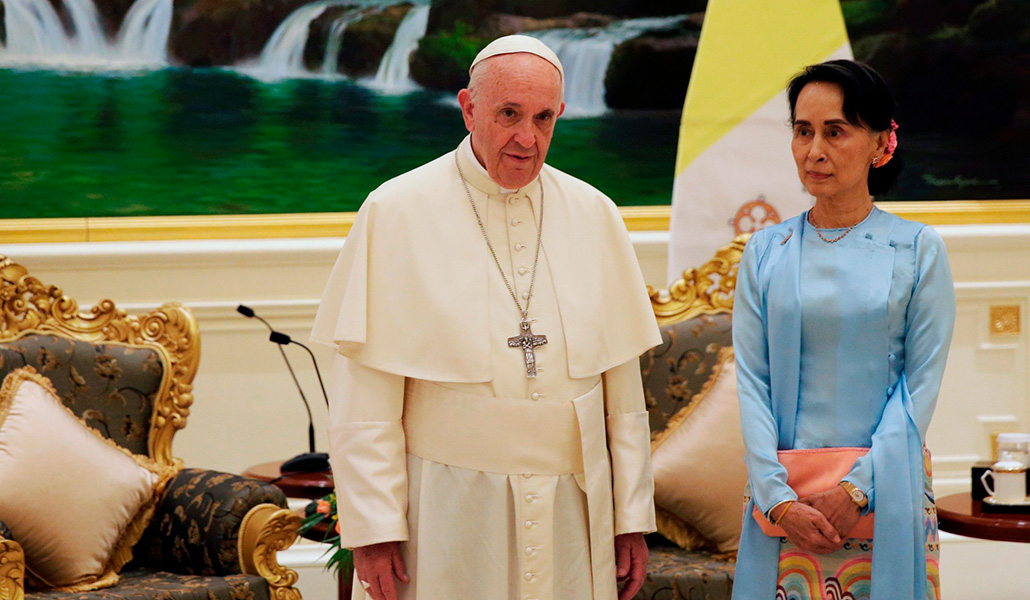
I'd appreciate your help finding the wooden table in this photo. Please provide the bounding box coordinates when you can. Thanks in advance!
[243,461,351,599]
[242,460,335,500]
[936,492,1030,543]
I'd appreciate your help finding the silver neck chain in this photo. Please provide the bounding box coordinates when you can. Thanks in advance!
[455,154,544,321]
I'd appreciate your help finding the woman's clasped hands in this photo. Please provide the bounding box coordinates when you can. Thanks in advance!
[774,486,862,554]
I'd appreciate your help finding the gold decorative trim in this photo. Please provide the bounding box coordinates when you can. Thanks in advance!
[237,504,302,600]
[0,255,200,466]
[0,538,26,600]
[655,505,711,553]
[989,305,1020,336]
[0,200,1028,243]
[649,234,748,326]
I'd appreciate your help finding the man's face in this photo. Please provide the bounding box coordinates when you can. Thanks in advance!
[458,54,565,189]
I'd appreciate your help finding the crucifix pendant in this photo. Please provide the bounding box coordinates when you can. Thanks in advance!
[507,319,547,378]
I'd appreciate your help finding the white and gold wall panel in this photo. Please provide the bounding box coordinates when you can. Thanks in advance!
[4,220,1030,599]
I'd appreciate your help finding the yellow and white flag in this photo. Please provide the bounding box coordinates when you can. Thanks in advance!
[666,0,851,283]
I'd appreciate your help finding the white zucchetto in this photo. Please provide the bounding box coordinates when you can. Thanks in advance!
[469,34,564,82]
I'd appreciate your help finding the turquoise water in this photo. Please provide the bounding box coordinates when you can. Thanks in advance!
[0,67,680,219]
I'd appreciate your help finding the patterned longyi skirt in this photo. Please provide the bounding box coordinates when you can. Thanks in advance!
[751,448,940,600]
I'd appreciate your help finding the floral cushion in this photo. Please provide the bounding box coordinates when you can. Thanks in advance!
[640,312,734,438]
[0,333,163,456]
[132,469,288,575]
[0,520,11,541]
[24,569,270,600]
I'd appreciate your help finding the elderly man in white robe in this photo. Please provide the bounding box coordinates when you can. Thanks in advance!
[312,35,662,600]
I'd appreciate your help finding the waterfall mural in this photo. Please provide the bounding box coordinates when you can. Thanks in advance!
[0,0,1025,221]
[252,0,348,78]
[370,3,429,92]
[247,0,430,87]
[530,15,686,117]
[0,0,172,67]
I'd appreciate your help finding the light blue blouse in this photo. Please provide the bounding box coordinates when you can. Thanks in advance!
[731,207,956,599]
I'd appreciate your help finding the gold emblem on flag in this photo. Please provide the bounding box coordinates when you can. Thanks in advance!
[731,196,780,234]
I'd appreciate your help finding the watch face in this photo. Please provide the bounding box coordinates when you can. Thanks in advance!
[851,490,864,502]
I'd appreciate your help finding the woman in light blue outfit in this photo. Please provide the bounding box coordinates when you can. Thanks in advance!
[731,61,956,600]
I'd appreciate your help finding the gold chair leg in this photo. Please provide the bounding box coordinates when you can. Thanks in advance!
[238,503,303,600]
[0,538,25,600]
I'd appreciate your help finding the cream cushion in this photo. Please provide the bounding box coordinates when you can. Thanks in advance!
[651,348,748,553]
[0,367,175,592]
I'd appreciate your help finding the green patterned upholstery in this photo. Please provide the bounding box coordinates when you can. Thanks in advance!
[0,333,163,456]
[641,312,734,437]
[637,313,737,599]
[0,256,301,599]
[23,570,270,600]
[0,338,290,597]
[132,469,288,575]
[637,538,735,600]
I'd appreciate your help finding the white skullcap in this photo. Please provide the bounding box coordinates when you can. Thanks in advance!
[469,34,564,82]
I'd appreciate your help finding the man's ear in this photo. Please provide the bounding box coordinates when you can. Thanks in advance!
[457,89,475,133]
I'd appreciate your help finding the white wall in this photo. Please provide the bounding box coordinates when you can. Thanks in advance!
[4,224,1029,599]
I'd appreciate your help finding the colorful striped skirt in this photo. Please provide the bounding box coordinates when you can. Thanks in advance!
[754,448,940,600]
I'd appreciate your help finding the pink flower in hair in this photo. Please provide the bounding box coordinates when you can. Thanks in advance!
[874,120,899,168]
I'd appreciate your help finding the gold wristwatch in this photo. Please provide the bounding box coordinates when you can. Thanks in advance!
[839,481,869,508]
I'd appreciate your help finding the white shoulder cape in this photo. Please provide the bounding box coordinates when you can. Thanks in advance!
[311,137,661,382]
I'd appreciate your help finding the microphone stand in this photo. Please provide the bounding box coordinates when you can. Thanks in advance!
[238,305,329,473]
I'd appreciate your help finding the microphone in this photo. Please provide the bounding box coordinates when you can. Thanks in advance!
[237,305,329,473]
[268,331,329,409]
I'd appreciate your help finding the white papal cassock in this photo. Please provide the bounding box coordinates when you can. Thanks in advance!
[312,136,662,600]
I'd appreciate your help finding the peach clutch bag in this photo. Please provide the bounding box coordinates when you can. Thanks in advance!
[752,447,875,539]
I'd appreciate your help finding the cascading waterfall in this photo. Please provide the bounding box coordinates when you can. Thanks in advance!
[62,0,108,54]
[530,15,686,117]
[251,0,430,89]
[115,0,173,63]
[0,0,174,66]
[321,15,352,74]
[322,7,376,75]
[1,0,75,56]
[255,0,347,77]
[370,3,428,92]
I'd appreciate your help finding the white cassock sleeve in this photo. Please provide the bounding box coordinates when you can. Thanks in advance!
[327,351,408,548]
[603,358,657,536]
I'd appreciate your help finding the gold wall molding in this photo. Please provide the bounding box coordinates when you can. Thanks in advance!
[1,200,1028,243]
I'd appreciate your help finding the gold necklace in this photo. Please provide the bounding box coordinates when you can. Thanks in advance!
[808,207,871,244]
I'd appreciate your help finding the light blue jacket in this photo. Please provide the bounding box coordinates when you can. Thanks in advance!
[731,208,955,599]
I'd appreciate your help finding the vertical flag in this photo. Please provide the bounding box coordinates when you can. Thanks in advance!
[666,0,852,283]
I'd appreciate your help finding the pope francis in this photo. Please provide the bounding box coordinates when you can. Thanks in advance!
[312,35,662,600]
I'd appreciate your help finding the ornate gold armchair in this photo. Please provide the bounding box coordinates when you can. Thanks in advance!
[635,234,749,600]
[0,255,302,600]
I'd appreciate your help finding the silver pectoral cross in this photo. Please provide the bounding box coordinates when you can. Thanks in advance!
[508,320,547,378]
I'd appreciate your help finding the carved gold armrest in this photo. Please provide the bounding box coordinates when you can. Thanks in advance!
[238,504,302,600]
[0,537,26,600]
